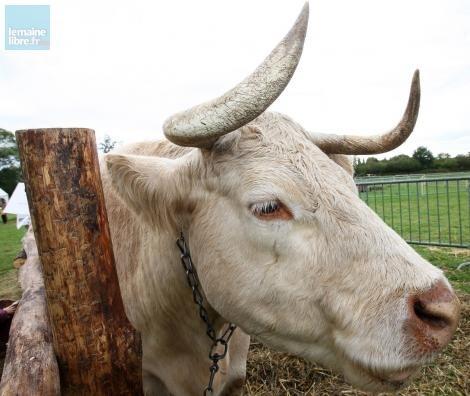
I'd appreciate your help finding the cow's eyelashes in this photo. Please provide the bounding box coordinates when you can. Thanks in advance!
[250,200,293,221]
[252,201,279,215]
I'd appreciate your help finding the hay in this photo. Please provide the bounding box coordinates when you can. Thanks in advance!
[244,292,469,395]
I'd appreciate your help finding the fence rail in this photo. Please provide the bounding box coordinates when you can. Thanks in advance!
[356,177,470,248]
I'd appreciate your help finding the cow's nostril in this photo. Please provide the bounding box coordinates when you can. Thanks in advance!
[406,280,460,353]
[413,300,449,329]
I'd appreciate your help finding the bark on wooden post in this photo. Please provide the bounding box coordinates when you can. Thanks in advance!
[16,128,142,395]
[0,229,60,396]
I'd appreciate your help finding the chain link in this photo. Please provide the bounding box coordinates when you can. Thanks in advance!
[176,232,237,395]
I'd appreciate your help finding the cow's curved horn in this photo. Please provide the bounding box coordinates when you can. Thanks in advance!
[163,2,309,148]
[309,70,420,155]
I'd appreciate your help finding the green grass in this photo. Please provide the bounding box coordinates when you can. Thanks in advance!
[0,215,25,300]
[359,178,470,247]
[415,245,470,294]
[357,173,470,294]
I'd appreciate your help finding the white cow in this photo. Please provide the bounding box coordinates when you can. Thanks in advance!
[102,3,460,395]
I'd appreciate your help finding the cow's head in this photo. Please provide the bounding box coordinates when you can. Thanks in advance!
[106,3,460,392]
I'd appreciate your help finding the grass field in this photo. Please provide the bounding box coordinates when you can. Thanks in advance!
[0,215,25,300]
[358,177,470,248]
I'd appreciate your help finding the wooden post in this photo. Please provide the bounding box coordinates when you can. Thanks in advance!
[16,129,142,395]
[0,229,60,396]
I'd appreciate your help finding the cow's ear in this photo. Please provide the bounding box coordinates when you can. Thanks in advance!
[105,154,190,226]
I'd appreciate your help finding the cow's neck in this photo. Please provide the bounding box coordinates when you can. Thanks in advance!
[137,228,230,395]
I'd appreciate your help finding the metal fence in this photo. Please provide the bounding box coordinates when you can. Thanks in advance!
[356,177,470,248]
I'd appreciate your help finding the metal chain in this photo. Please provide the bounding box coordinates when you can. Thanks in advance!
[176,232,237,396]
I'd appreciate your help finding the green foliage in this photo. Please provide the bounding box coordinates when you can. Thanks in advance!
[0,167,21,196]
[355,147,470,176]
[413,146,434,167]
[437,153,451,160]
[455,154,470,170]
[0,129,21,195]
[384,155,421,174]
[0,129,19,168]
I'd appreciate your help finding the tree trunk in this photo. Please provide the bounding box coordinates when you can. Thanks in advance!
[0,229,60,396]
[16,128,142,395]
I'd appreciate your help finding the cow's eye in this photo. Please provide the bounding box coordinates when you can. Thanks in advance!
[250,200,293,220]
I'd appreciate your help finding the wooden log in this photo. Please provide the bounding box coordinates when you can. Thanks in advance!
[0,229,60,396]
[16,129,142,395]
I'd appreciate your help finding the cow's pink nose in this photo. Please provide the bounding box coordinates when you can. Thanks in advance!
[406,280,460,353]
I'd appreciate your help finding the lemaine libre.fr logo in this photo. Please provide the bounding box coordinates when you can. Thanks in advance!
[5,5,50,50]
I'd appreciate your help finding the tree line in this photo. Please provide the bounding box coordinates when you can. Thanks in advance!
[354,146,470,177]
[0,129,21,195]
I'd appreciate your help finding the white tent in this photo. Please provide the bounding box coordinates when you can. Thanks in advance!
[4,183,30,229]
[0,187,8,203]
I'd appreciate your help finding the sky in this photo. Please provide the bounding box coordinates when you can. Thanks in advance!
[0,0,469,159]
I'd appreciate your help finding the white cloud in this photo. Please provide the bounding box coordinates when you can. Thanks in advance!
[1,0,469,158]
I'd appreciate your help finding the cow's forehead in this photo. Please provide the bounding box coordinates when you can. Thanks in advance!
[206,112,357,197]
[212,112,324,162]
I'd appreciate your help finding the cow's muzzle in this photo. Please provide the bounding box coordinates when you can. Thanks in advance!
[405,279,461,355]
